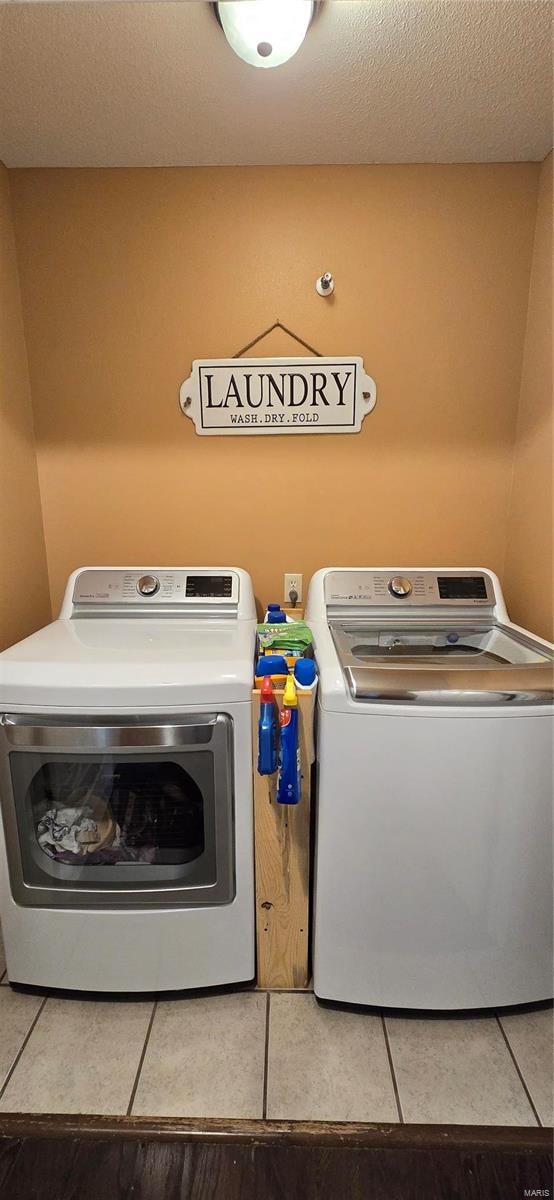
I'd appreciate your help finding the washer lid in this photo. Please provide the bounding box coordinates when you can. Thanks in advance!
[330,622,554,705]
[0,618,256,709]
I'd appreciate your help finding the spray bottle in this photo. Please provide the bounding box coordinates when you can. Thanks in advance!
[277,675,301,805]
[257,675,278,776]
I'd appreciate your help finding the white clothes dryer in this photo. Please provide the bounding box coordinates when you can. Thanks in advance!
[0,567,256,992]
[306,567,554,1010]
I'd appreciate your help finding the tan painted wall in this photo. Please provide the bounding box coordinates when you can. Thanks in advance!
[10,164,539,613]
[0,164,50,649]
[504,153,553,642]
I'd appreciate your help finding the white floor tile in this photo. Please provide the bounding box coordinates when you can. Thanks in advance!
[0,997,153,1115]
[500,1007,554,1127]
[386,1015,538,1126]
[0,989,43,1090]
[132,992,266,1119]
[266,994,398,1122]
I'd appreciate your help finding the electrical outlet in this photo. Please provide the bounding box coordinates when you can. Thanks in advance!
[284,573,303,605]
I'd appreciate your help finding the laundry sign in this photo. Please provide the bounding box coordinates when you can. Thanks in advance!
[179,357,377,436]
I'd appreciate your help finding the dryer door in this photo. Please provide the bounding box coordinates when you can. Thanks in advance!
[0,714,235,908]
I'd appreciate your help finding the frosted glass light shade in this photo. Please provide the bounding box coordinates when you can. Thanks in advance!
[217,1,314,69]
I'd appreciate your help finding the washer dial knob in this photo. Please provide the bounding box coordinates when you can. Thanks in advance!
[137,574,160,597]
[388,576,412,598]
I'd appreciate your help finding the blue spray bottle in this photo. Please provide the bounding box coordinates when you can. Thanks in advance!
[257,675,278,776]
[277,675,301,805]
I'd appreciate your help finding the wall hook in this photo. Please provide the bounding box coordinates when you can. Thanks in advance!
[316,272,334,297]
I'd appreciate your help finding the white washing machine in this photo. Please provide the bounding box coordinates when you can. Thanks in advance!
[0,566,256,992]
[306,567,554,1010]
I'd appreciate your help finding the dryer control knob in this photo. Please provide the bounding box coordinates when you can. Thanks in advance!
[388,576,412,598]
[137,574,160,597]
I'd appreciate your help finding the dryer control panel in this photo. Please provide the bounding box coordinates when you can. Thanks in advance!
[70,569,241,616]
[324,570,495,607]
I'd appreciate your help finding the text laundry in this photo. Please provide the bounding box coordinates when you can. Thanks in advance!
[204,371,353,410]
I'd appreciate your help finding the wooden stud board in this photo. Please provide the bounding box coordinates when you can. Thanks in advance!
[252,687,315,989]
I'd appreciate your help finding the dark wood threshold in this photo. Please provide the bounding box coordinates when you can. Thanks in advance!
[0,1112,550,1152]
[1,1114,550,1200]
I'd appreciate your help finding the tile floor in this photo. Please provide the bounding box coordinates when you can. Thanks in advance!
[0,933,551,1126]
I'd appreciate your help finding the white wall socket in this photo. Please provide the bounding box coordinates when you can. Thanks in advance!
[284,573,303,605]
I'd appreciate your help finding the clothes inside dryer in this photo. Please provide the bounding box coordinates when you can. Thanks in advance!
[30,759,205,867]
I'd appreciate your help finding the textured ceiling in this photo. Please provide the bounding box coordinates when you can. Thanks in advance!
[0,0,552,167]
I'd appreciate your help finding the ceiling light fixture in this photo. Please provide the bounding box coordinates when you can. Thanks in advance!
[215,1,315,70]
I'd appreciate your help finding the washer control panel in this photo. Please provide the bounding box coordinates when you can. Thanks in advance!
[324,570,495,607]
[72,569,239,608]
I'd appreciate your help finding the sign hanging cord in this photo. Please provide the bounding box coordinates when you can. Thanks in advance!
[232,319,323,360]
